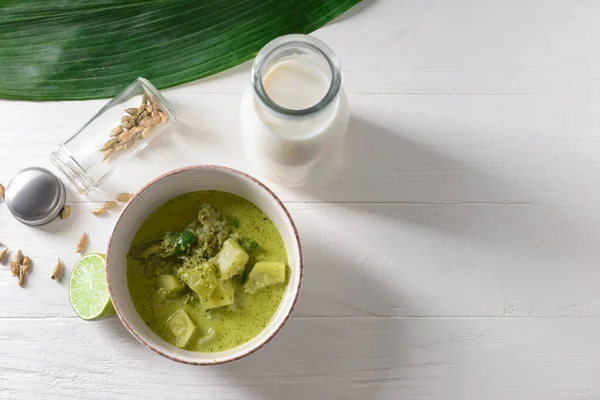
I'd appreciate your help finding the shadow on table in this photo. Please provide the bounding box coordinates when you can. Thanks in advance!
[294,116,520,239]
[218,233,402,399]
[298,115,518,204]
[293,115,599,278]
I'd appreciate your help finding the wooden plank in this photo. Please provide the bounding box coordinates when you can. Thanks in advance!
[1,317,599,399]
[2,203,599,319]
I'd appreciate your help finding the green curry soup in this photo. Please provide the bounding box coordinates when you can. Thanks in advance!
[126,191,288,352]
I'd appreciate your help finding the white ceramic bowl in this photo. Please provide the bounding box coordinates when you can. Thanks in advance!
[106,165,303,364]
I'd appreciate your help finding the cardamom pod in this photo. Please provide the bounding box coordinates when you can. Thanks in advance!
[141,93,148,106]
[102,148,115,162]
[76,233,88,254]
[0,248,7,262]
[110,126,123,137]
[61,205,72,220]
[0,183,5,201]
[118,130,134,144]
[51,258,63,280]
[125,107,139,116]
[10,260,19,277]
[103,201,117,209]
[115,141,133,152]
[100,138,119,152]
[91,208,107,216]
[14,249,23,264]
[138,116,154,127]
[116,193,133,202]
[121,120,133,129]
[22,256,32,273]
[138,110,149,120]
[158,111,168,123]
[141,125,155,138]
[18,267,25,287]
[130,126,144,139]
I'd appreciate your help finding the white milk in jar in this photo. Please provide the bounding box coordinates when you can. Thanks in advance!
[240,35,349,186]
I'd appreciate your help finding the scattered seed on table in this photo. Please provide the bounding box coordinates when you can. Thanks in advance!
[61,205,72,220]
[14,249,23,264]
[0,248,7,263]
[10,261,19,276]
[91,208,107,216]
[76,233,88,254]
[103,201,117,210]
[116,193,133,202]
[51,258,63,280]
[18,267,25,287]
[22,256,32,273]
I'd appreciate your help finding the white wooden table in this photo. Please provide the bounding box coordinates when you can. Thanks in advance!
[2,1,600,398]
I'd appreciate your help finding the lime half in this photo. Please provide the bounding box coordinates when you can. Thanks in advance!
[69,253,115,320]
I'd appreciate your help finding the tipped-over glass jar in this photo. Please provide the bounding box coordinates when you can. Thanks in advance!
[51,78,175,194]
[240,34,349,187]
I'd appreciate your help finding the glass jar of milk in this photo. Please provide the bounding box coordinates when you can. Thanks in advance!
[240,34,349,186]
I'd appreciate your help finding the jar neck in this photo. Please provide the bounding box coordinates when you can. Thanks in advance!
[251,34,342,117]
[50,145,97,194]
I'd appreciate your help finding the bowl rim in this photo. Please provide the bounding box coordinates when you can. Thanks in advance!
[105,164,303,365]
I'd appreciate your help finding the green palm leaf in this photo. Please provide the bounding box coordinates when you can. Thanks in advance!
[0,0,361,100]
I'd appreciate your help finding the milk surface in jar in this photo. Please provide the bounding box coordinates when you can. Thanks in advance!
[240,34,349,186]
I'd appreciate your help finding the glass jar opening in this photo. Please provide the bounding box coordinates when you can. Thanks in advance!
[251,35,342,117]
[50,145,97,194]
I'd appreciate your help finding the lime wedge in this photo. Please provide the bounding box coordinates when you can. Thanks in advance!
[69,253,115,320]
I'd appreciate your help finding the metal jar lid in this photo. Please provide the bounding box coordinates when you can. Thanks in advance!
[5,167,66,226]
